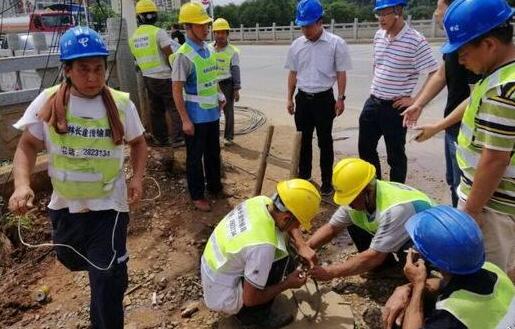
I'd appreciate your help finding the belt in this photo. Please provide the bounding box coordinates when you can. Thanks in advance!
[370,94,395,104]
[298,89,333,99]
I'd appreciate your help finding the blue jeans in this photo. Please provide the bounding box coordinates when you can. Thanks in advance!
[444,132,462,207]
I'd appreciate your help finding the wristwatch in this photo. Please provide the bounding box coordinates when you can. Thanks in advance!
[338,95,346,101]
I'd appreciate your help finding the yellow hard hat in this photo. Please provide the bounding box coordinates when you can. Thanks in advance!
[135,0,158,14]
[212,18,231,31]
[178,2,213,25]
[276,179,321,231]
[332,158,376,206]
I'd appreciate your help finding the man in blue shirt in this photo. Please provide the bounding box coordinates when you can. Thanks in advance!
[172,2,226,212]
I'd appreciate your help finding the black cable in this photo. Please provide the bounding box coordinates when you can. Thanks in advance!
[0,0,23,16]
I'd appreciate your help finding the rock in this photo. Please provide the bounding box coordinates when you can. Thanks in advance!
[181,301,200,318]
[123,296,132,307]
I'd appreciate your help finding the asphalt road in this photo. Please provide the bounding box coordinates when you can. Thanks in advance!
[237,43,447,128]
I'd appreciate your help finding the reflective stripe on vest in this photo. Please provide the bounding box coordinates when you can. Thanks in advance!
[436,262,515,329]
[45,86,129,200]
[457,65,515,175]
[176,42,219,109]
[209,43,238,81]
[348,180,433,234]
[129,25,166,75]
[203,196,289,273]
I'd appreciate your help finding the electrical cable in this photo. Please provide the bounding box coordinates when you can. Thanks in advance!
[16,175,161,271]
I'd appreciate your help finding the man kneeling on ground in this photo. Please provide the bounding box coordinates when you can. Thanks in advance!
[200,179,321,328]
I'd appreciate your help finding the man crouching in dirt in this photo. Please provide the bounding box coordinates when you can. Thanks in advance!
[201,179,321,328]
[307,158,433,281]
[8,27,147,329]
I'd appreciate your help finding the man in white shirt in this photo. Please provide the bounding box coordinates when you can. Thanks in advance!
[285,0,352,196]
[8,27,147,329]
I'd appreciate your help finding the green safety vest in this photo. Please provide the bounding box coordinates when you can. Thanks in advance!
[436,262,515,329]
[203,196,289,273]
[456,64,515,214]
[45,85,128,200]
[129,25,166,75]
[348,180,433,234]
[174,42,219,109]
[209,43,239,80]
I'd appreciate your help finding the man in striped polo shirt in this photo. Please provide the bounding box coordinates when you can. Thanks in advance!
[441,0,514,281]
[359,0,438,183]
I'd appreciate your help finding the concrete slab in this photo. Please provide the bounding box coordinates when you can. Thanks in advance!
[219,281,354,329]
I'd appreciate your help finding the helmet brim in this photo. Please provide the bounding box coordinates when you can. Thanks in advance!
[179,17,213,25]
[295,18,320,27]
[60,52,109,62]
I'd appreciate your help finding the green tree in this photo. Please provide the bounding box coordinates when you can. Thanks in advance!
[90,0,117,32]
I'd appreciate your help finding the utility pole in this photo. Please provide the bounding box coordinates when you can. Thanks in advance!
[111,0,137,37]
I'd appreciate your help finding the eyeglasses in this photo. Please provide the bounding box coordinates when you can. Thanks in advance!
[272,193,289,213]
[374,10,396,19]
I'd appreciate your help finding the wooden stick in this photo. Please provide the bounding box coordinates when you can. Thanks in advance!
[289,131,302,179]
[254,125,274,196]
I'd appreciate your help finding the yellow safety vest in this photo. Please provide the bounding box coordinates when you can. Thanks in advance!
[203,196,289,273]
[45,85,128,199]
[436,262,515,329]
[456,63,515,214]
[174,42,219,109]
[348,180,433,234]
[209,43,239,81]
[129,25,167,76]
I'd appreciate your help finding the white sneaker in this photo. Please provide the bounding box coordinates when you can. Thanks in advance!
[224,138,234,146]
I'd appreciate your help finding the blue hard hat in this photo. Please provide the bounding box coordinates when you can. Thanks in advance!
[374,0,407,11]
[441,0,514,54]
[405,205,485,275]
[60,26,109,62]
[295,0,324,27]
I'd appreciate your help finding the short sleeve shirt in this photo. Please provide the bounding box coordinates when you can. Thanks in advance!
[329,200,431,253]
[457,61,515,215]
[285,29,352,93]
[171,38,220,124]
[13,90,145,213]
[371,23,438,100]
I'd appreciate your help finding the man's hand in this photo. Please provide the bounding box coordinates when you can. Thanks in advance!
[8,185,35,215]
[284,269,308,289]
[287,100,295,115]
[411,123,441,143]
[128,176,143,207]
[382,284,412,329]
[234,89,240,102]
[393,96,414,110]
[182,119,195,136]
[219,99,227,111]
[297,244,318,269]
[335,99,345,116]
[310,264,338,281]
[402,104,423,128]
[404,249,427,286]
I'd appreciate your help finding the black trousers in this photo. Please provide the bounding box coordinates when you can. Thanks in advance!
[143,76,182,142]
[49,209,129,329]
[236,256,295,324]
[294,89,336,188]
[185,120,223,200]
[358,96,407,183]
[347,224,412,268]
[220,79,235,140]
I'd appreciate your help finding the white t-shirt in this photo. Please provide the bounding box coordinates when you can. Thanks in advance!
[200,230,285,314]
[285,29,352,93]
[13,90,145,213]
